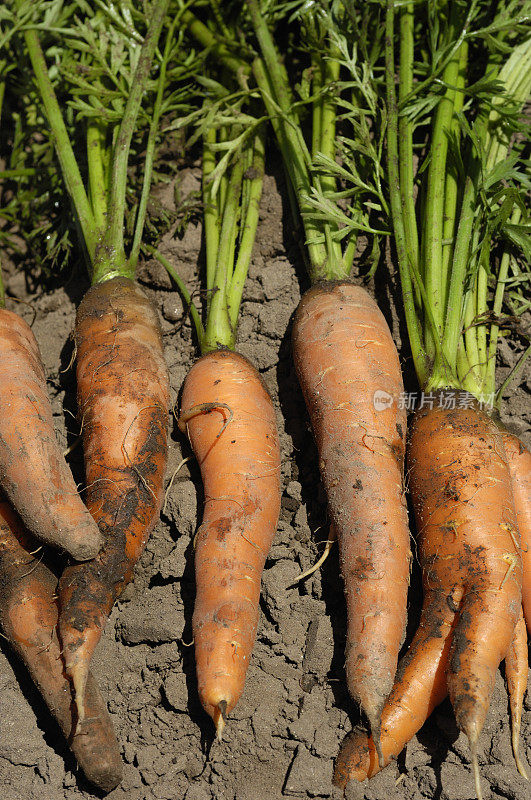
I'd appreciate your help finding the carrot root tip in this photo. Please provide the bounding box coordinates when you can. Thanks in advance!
[469,738,484,800]
[512,729,529,780]
[213,701,227,741]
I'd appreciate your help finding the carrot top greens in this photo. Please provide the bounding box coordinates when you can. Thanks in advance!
[385,0,531,403]
[6,0,196,286]
[180,0,388,285]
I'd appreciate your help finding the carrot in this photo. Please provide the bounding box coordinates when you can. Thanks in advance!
[0,494,122,792]
[334,598,528,787]
[21,2,172,723]
[58,278,169,719]
[0,308,103,561]
[501,430,531,632]
[293,282,410,742]
[180,349,281,737]
[409,401,521,787]
[334,587,459,786]
[504,609,528,780]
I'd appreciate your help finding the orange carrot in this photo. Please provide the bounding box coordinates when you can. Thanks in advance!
[334,589,459,786]
[0,308,102,560]
[58,278,169,720]
[0,494,122,792]
[408,401,521,764]
[334,598,526,787]
[292,281,410,745]
[180,349,281,738]
[504,609,528,779]
[501,430,531,632]
[336,398,523,794]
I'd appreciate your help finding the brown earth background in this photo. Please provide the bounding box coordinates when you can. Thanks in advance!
[0,160,529,800]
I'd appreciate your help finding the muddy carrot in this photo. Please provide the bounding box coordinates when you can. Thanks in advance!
[58,278,169,718]
[0,494,122,792]
[293,282,409,740]
[0,308,102,561]
[21,1,172,721]
[154,114,281,737]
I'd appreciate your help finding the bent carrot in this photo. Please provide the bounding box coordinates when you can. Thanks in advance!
[180,349,281,737]
[0,494,122,792]
[292,282,410,743]
[501,430,531,632]
[58,278,169,719]
[0,309,102,561]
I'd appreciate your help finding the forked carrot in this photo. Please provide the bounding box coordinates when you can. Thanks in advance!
[334,596,528,787]
[0,308,102,561]
[293,282,410,745]
[0,494,122,792]
[408,400,521,793]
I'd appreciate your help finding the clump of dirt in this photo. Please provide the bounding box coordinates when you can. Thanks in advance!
[0,162,529,800]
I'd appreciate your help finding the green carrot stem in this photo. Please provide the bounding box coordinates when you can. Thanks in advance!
[86,120,108,232]
[485,204,522,396]
[228,127,266,327]
[251,57,331,281]
[421,23,463,340]
[398,2,419,282]
[385,0,428,386]
[319,51,343,273]
[203,126,219,296]
[130,18,176,269]
[475,260,489,384]
[22,27,98,263]
[441,40,468,304]
[246,0,296,120]
[179,7,249,81]
[311,54,323,160]
[147,246,204,345]
[203,151,245,352]
[94,0,169,284]
[0,168,36,178]
[442,174,475,367]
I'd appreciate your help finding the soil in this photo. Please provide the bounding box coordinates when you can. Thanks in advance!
[0,161,529,800]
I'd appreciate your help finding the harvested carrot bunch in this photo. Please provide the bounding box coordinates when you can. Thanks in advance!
[18,1,179,725]
[155,94,281,737]
[336,1,531,795]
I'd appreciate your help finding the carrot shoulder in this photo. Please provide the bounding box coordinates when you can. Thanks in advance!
[0,496,122,792]
[180,349,281,736]
[58,277,169,717]
[292,281,410,738]
[0,309,102,561]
